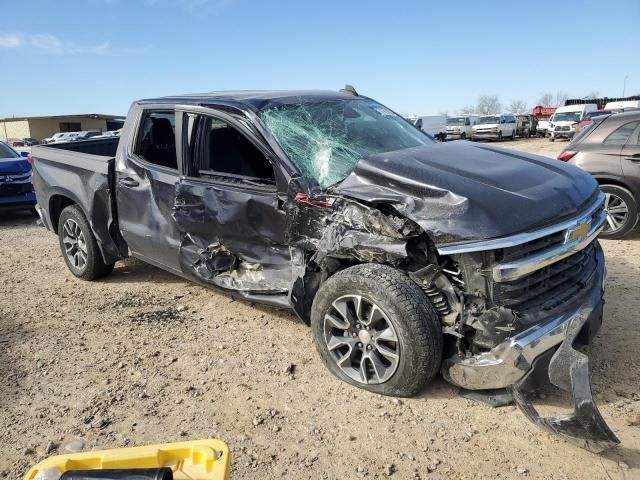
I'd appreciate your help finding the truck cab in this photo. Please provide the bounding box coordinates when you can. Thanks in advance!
[445,115,478,140]
[549,104,598,141]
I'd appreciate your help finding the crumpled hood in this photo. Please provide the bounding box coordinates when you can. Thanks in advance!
[0,158,30,174]
[335,141,598,245]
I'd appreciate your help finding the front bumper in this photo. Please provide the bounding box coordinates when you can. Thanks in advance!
[443,245,619,452]
[0,191,36,211]
[471,132,500,139]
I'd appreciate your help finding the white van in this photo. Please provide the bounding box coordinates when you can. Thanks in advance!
[471,114,516,141]
[549,104,597,141]
[414,115,447,141]
[604,100,640,110]
[445,115,479,140]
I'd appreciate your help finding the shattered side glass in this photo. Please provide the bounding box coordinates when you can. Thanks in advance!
[259,98,433,188]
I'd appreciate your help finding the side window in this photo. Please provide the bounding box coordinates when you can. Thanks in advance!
[603,121,640,146]
[199,117,275,182]
[134,111,177,169]
[627,124,640,146]
[465,118,470,126]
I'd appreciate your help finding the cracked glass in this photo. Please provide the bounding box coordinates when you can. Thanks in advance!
[259,98,433,188]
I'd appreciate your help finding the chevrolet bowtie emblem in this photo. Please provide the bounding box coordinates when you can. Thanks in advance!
[565,221,590,243]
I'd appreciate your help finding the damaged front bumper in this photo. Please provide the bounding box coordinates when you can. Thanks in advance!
[443,246,619,452]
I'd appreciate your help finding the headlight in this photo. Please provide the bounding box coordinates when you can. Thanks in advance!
[491,127,499,132]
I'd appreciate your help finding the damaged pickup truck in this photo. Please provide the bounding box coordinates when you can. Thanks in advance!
[32,89,619,452]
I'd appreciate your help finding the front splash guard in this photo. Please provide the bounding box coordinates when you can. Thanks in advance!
[508,308,620,454]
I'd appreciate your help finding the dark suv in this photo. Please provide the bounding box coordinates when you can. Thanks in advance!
[557,111,640,238]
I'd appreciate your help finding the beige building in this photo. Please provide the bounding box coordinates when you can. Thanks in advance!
[0,114,125,142]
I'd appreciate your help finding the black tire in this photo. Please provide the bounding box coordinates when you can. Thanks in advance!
[510,130,516,140]
[496,132,503,142]
[460,132,466,140]
[549,136,555,142]
[311,264,443,397]
[599,185,639,240]
[58,205,115,280]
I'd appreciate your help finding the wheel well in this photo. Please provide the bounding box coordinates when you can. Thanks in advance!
[49,195,76,233]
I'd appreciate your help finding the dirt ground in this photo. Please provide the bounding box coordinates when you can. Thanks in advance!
[1,138,639,479]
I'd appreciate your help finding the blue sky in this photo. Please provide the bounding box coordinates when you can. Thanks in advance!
[1,0,638,117]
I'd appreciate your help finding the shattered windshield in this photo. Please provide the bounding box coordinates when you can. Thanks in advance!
[446,117,466,126]
[259,98,433,188]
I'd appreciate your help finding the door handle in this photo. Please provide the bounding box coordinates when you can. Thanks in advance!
[119,177,139,188]
[624,154,640,162]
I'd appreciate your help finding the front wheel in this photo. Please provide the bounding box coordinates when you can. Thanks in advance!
[460,132,466,140]
[58,205,115,280]
[311,264,443,397]
[600,185,639,239]
[496,132,503,142]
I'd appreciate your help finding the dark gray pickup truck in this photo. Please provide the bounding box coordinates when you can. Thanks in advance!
[32,89,618,452]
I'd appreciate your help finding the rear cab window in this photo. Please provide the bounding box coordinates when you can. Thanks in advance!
[134,111,178,170]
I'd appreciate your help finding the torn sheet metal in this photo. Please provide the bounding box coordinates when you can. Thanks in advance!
[508,312,620,453]
[334,141,599,245]
[173,180,292,292]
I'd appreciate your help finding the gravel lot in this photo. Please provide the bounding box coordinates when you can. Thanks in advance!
[1,138,639,479]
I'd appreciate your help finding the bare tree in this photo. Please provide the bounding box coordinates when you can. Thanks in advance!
[476,95,501,115]
[537,93,554,107]
[554,91,568,107]
[459,104,476,114]
[585,90,600,99]
[508,99,528,113]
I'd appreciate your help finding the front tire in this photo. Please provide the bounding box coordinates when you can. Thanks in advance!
[311,264,443,397]
[58,205,115,280]
[600,185,639,239]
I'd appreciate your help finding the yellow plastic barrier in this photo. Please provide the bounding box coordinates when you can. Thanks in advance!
[24,439,231,480]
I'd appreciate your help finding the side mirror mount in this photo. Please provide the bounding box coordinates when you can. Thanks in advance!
[20,151,30,158]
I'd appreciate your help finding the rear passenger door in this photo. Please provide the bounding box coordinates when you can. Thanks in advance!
[172,110,291,293]
[115,108,183,273]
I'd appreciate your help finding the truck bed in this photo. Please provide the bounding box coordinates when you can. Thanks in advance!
[31,137,127,264]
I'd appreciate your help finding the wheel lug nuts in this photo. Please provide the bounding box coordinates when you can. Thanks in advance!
[357,342,362,348]
[356,324,361,329]
[367,345,372,351]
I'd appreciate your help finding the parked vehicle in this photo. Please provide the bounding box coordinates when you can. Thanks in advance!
[42,132,83,144]
[514,114,535,138]
[32,89,618,451]
[0,141,36,211]
[22,137,39,146]
[75,130,103,141]
[7,138,25,147]
[532,106,556,137]
[445,115,479,140]
[549,104,598,141]
[605,100,640,110]
[557,110,640,239]
[414,115,447,141]
[470,114,516,141]
[577,109,623,133]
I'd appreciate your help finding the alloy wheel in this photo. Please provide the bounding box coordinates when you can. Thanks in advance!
[603,192,630,234]
[62,219,88,270]
[323,295,400,385]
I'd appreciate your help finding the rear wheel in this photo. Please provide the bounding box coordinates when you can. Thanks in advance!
[58,205,115,280]
[600,185,639,239]
[311,264,443,397]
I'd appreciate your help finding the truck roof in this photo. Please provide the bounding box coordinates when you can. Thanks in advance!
[137,90,358,111]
